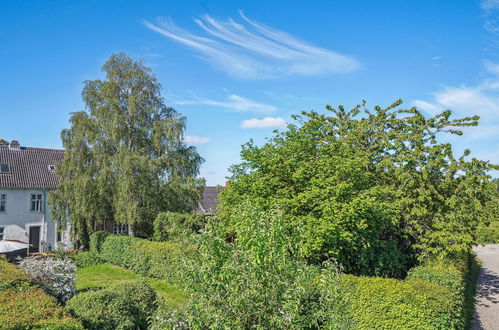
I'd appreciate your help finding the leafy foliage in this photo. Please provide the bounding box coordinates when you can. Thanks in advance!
[152,203,350,329]
[66,279,157,330]
[18,256,76,302]
[0,256,82,329]
[0,255,31,290]
[72,251,105,268]
[92,232,196,284]
[153,212,206,242]
[0,287,83,330]
[338,254,473,329]
[49,53,204,246]
[89,230,110,254]
[220,100,499,275]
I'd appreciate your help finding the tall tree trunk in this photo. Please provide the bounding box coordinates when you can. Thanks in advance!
[128,224,135,237]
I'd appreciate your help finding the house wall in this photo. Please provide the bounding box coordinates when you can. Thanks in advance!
[0,188,72,251]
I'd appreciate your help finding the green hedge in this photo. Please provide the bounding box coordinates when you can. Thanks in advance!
[72,251,106,268]
[92,233,196,284]
[66,279,157,330]
[0,256,82,329]
[0,255,31,290]
[337,254,472,329]
[89,231,110,254]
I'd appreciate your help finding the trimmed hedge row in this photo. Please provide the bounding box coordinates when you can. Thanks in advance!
[0,256,83,329]
[91,232,196,284]
[66,279,157,330]
[338,254,472,329]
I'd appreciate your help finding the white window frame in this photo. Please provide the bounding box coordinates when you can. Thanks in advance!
[0,226,5,240]
[30,194,43,212]
[0,194,6,212]
[113,223,128,235]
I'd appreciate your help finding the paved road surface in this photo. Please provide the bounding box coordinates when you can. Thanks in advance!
[473,244,499,330]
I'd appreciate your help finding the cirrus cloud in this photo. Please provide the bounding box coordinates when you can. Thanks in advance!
[144,11,360,79]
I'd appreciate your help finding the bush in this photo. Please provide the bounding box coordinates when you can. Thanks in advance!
[153,212,206,242]
[0,255,31,290]
[0,287,83,329]
[89,231,110,254]
[18,256,76,302]
[477,220,499,244]
[72,251,105,268]
[93,233,196,284]
[66,279,157,330]
[333,254,472,329]
[338,275,463,329]
[152,206,350,329]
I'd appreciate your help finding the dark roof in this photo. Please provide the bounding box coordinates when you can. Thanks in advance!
[197,186,220,215]
[0,145,64,189]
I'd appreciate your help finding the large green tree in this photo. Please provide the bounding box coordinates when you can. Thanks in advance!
[50,54,204,246]
[219,100,499,276]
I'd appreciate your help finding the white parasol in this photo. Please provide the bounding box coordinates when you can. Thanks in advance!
[0,240,30,253]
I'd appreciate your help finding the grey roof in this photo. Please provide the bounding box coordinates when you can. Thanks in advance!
[0,145,64,189]
[196,186,220,215]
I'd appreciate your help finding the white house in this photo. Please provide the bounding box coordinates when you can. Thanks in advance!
[0,141,71,253]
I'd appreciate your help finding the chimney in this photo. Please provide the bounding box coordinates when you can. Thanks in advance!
[9,140,20,150]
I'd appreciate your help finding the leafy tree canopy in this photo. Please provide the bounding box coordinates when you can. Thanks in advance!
[49,53,204,246]
[219,100,499,276]
[0,139,8,145]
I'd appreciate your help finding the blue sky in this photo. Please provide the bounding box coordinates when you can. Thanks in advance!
[1,0,498,185]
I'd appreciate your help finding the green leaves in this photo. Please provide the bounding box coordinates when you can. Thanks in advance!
[220,100,499,276]
[49,54,204,244]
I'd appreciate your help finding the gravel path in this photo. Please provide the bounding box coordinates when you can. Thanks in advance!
[472,244,499,330]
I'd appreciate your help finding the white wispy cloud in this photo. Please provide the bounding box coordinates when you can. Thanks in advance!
[482,0,499,10]
[144,11,360,79]
[413,61,499,139]
[184,135,210,145]
[241,117,287,129]
[171,92,277,113]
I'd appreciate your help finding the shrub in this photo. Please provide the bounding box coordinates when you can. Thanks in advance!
[0,287,83,329]
[337,275,464,329]
[100,235,136,269]
[93,233,196,284]
[0,255,31,290]
[72,251,105,268]
[89,231,110,254]
[66,279,157,330]
[153,212,206,242]
[152,206,349,329]
[219,101,499,275]
[18,256,76,302]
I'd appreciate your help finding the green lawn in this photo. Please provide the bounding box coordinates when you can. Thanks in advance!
[76,263,186,308]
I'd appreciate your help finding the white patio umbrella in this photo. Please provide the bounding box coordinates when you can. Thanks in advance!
[0,240,30,253]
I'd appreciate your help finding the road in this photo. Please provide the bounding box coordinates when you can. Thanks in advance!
[473,244,499,330]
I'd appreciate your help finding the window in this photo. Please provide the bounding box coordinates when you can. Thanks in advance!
[31,194,43,212]
[0,227,4,240]
[0,194,5,212]
[57,231,62,242]
[0,164,10,173]
[113,223,128,235]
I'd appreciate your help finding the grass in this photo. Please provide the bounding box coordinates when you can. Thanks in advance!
[76,263,186,308]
